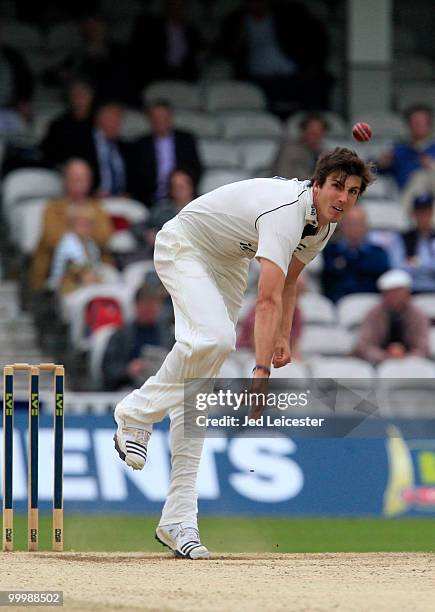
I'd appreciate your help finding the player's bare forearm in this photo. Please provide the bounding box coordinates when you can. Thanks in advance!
[279,280,297,338]
[254,295,282,368]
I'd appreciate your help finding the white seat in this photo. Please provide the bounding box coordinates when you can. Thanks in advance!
[203,81,267,112]
[97,263,121,284]
[1,20,41,49]
[350,112,406,139]
[337,293,379,330]
[362,200,409,231]
[220,111,282,140]
[143,81,201,110]
[47,21,82,51]
[88,324,119,390]
[299,293,336,326]
[11,198,48,253]
[199,139,241,169]
[101,197,149,225]
[396,83,435,112]
[2,169,62,227]
[286,111,347,138]
[310,356,375,379]
[218,355,243,379]
[232,349,256,378]
[122,260,157,292]
[120,109,149,140]
[270,361,309,380]
[174,111,220,138]
[377,357,435,417]
[198,169,251,195]
[364,176,398,200]
[301,325,353,357]
[61,283,135,350]
[393,55,435,82]
[413,294,435,323]
[236,138,278,173]
[107,231,138,253]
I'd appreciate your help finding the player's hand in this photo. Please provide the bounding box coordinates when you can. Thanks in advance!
[248,370,269,420]
[272,336,291,368]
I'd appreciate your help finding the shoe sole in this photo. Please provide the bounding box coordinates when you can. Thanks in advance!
[113,432,126,462]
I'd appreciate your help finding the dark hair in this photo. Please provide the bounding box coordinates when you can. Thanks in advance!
[134,274,166,302]
[147,99,173,113]
[299,114,329,132]
[403,104,433,122]
[310,147,375,196]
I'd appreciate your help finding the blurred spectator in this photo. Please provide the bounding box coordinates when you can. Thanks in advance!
[0,22,35,109]
[237,273,305,361]
[354,269,429,365]
[377,105,435,190]
[48,206,102,293]
[322,207,390,303]
[70,101,131,196]
[272,114,328,179]
[102,278,169,391]
[30,159,114,290]
[43,16,130,103]
[41,78,95,168]
[128,0,202,100]
[215,0,331,110]
[387,193,435,293]
[129,100,202,206]
[132,168,195,253]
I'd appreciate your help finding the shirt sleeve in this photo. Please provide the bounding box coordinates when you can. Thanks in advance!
[255,205,301,275]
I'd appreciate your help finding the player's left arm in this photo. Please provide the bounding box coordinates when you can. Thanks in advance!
[273,256,306,368]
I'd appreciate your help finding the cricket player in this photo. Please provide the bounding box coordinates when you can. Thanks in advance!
[114,147,375,559]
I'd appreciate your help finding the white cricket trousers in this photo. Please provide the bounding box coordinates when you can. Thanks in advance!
[115,216,248,528]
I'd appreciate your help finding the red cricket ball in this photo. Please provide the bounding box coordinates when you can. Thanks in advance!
[352,122,372,142]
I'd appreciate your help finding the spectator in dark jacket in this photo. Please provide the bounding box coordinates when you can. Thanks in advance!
[41,78,95,168]
[129,100,202,206]
[0,40,34,107]
[128,0,202,100]
[102,278,169,391]
[65,100,131,196]
[322,207,390,303]
[215,0,331,110]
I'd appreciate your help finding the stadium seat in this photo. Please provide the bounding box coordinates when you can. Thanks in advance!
[336,293,379,331]
[220,111,282,140]
[300,325,353,357]
[143,81,201,110]
[198,169,251,195]
[107,231,138,253]
[122,260,157,291]
[219,355,243,379]
[236,138,278,173]
[362,200,409,231]
[350,112,406,139]
[364,176,398,200]
[377,357,435,417]
[174,111,220,138]
[88,324,119,390]
[1,20,41,50]
[299,293,336,326]
[286,111,347,138]
[203,80,267,112]
[101,197,149,226]
[11,198,47,253]
[61,283,135,350]
[396,83,435,112]
[120,109,149,140]
[413,294,435,324]
[2,169,62,227]
[310,356,375,379]
[393,55,435,82]
[199,139,241,169]
[47,21,82,51]
[270,361,309,381]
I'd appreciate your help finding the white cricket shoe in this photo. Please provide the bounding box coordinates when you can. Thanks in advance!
[155,523,210,559]
[113,416,151,470]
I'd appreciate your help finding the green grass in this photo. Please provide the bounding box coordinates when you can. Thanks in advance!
[3,516,435,553]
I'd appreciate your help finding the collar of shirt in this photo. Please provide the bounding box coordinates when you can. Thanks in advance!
[300,185,318,227]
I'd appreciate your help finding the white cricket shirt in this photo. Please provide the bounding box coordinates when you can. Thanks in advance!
[178,177,336,275]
